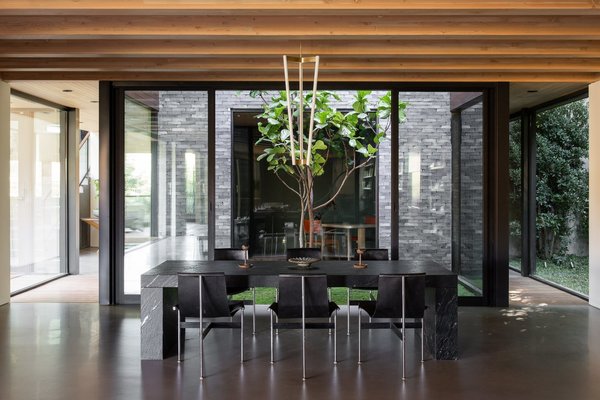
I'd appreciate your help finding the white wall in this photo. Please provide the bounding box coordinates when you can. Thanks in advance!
[589,80,600,309]
[0,81,10,305]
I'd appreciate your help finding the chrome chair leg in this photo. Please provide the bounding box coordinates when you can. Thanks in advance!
[240,308,244,363]
[270,310,274,364]
[302,276,306,381]
[176,308,182,363]
[252,288,256,335]
[275,288,279,335]
[421,318,425,363]
[401,333,406,380]
[199,319,204,380]
[302,312,306,381]
[357,308,362,364]
[334,310,338,365]
[347,288,351,336]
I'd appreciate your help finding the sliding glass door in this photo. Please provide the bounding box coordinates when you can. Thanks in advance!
[9,93,67,293]
[122,91,209,296]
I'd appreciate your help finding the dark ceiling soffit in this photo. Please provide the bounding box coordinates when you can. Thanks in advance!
[510,88,589,120]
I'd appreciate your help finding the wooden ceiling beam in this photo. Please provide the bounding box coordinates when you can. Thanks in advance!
[0,1,599,15]
[1,70,597,83]
[2,15,600,39]
[2,57,600,72]
[2,39,600,58]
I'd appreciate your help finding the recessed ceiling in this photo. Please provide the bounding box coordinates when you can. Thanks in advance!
[9,81,99,133]
[509,82,588,114]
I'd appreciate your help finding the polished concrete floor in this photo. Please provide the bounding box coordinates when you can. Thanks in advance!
[1,303,599,400]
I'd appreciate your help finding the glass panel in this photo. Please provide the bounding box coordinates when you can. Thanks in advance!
[459,97,484,294]
[123,91,209,295]
[509,118,522,272]
[534,98,589,295]
[10,95,64,293]
[398,92,484,297]
[218,90,385,259]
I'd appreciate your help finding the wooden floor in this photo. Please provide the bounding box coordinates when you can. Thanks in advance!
[508,270,587,306]
[11,248,99,303]
[10,274,99,303]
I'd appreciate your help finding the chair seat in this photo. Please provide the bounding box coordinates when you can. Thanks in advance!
[174,300,244,317]
[268,301,339,318]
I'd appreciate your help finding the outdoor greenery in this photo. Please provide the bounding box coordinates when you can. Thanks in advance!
[535,255,589,295]
[252,90,406,247]
[535,99,588,261]
[232,287,373,305]
[508,119,522,242]
[509,98,589,294]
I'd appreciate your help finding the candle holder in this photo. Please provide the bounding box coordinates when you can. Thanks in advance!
[353,248,367,269]
[239,244,252,269]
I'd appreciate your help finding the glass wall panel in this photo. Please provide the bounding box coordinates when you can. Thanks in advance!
[509,118,522,272]
[218,90,385,259]
[398,92,484,297]
[123,91,208,295]
[10,94,65,293]
[534,98,589,295]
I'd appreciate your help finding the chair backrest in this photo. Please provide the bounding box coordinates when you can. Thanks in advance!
[177,273,232,318]
[373,274,425,319]
[353,248,389,261]
[214,248,245,261]
[286,247,322,260]
[276,274,330,318]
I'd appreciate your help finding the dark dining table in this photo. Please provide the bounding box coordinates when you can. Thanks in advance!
[140,259,458,361]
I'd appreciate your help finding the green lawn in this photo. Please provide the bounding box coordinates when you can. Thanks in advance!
[232,287,375,305]
[534,256,588,295]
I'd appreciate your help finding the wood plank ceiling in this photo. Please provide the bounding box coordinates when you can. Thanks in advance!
[1,1,600,83]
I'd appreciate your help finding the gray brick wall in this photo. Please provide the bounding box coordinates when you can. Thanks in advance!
[397,92,452,264]
[460,102,484,280]
[156,91,208,237]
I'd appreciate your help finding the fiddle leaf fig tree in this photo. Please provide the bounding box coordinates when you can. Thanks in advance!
[253,90,407,247]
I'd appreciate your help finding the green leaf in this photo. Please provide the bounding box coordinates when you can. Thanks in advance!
[312,139,327,151]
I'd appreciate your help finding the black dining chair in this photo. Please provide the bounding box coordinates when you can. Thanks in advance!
[173,272,245,379]
[286,248,333,318]
[269,274,339,380]
[214,248,256,335]
[357,273,426,380]
[345,248,389,335]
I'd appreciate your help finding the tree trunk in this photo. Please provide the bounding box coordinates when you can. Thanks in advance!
[298,205,305,248]
[307,171,315,248]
